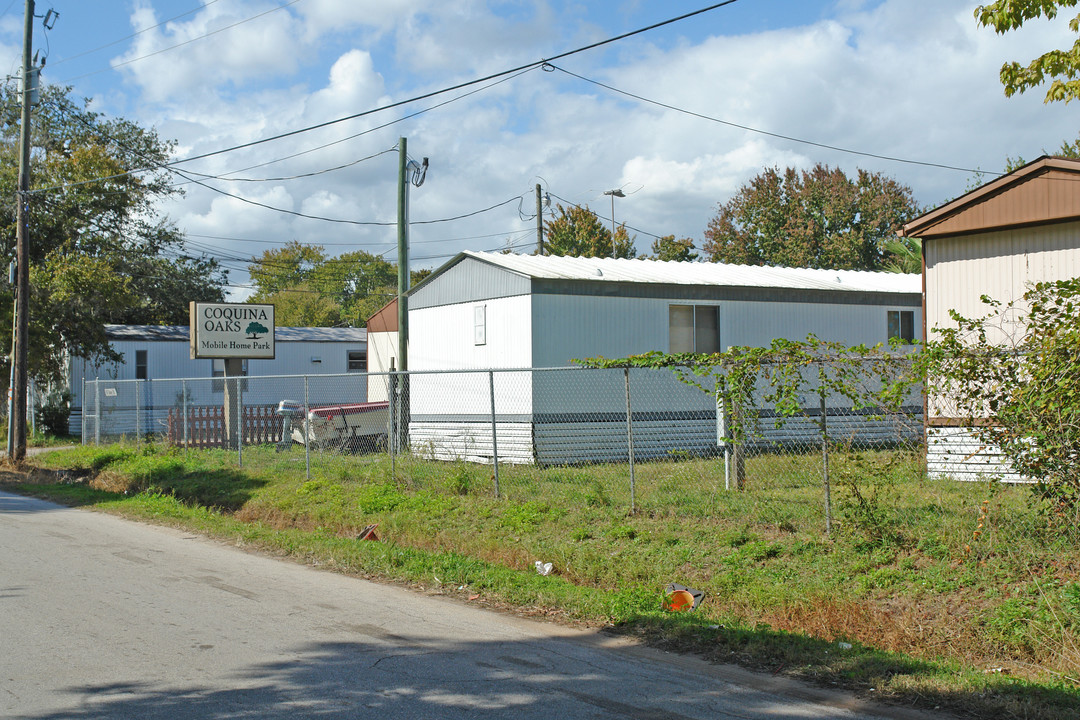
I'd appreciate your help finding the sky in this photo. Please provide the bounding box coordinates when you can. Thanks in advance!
[0,0,1077,300]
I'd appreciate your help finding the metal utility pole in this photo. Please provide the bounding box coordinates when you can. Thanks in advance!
[604,188,625,259]
[535,183,544,255]
[11,0,34,461]
[396,137,409,372]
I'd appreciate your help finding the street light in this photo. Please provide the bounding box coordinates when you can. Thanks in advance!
[604,189,625,259]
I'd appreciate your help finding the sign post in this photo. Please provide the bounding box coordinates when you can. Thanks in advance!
[190,302,275,449]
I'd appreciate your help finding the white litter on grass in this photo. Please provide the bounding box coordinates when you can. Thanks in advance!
[535,561,553,576]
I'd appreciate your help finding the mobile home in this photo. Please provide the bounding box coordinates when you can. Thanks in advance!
[404,251,922,464]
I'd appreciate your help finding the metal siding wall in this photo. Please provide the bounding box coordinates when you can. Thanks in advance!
[410,294,532,371]
[530,294,669,367]
[925,223,1080,340]
[411,258,531,309]
[409,296,534,426]
[71,338,370,416]
[720,300,921,349]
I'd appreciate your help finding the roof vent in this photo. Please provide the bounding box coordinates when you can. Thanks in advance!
[595,268,603,277]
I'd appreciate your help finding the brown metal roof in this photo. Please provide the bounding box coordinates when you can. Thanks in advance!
[366,298,397,333]
[901,156,1080,240]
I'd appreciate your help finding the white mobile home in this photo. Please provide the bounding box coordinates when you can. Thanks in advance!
[69,325,368,437]
[901,155,1080,481]
[405,251,922,464]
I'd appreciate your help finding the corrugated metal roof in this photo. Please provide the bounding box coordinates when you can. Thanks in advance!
[451,251,920,294]
[105,325,367,342]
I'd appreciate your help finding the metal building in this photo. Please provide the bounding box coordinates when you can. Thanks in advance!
[902,155,1080,481]
[403,251,922,464]
[67,325,368,436]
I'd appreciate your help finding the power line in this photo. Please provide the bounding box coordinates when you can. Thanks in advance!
[57,0,303,83]
[29,65,535,195]
[48,1,224,69]
[162,1,742,168]
[545,63,994,177]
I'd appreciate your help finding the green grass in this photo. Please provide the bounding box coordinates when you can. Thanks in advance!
[9,441,1080,720]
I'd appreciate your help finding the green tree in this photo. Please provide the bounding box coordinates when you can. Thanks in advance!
[702,164,920,271]
[248,243,426,326]
[649,235,698,262]
[543,204,637,259]
[0,83,226,381]
[881,237,922,274]
[976,1,1080,103]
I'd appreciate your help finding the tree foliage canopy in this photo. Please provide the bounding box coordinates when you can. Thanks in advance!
[702,164,920,271]
[976,0,1080,103]
[248,241,418,326]
[543,204,636,259]
[649,235,698,262]
[0,84,227,380]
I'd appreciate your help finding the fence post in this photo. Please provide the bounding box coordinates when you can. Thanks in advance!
[728,395,746,491]
[135,379,142,444]
[303,375,311,480]
[388,365,396,479]
[624,367,636,514]
[819,380,833,537]
[182,379,189,448]
[81,378,86,445]
[94,377,100,445]
[237,377,243,468]
[489,370,500,498]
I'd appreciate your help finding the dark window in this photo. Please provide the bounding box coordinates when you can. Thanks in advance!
[135,350,148,380]
[887,310,915,344]
[347,350,366,372]
[669,305,719,353]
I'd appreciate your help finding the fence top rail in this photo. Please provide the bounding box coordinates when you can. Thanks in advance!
[82,356,918,388]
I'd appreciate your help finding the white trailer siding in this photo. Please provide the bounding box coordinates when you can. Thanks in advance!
[925,222,1080,342]
[408,296,534,462]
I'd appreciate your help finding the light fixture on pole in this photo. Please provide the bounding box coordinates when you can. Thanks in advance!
[603,189,625,259]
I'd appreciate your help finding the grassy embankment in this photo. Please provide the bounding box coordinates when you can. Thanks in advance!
[6,441,1080,720]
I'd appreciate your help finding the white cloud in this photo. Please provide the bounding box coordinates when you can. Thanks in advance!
[24,0,1080,282]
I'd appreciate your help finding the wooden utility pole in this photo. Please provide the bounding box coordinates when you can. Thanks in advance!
[535,183,544,254]
[396,137,409,372]
[11,0,34,461]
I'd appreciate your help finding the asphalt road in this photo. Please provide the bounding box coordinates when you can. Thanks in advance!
[0,489,946,719]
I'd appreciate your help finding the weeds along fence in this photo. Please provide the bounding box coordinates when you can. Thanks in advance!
[80,362,924,530]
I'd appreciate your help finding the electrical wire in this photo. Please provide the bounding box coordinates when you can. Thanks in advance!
[544,63,994,176]
[58,0,304,84]
[161,1,742,168]
[48,1,224,69]
[28,64,536,194]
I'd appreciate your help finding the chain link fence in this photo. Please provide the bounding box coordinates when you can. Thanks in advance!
[79,362,928,531]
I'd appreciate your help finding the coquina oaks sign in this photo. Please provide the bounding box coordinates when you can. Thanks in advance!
[189,302,276,359]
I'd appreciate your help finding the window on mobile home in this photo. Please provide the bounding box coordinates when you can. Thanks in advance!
[135,350,147,380]
[669,305,719,353]
[887,309,915,344]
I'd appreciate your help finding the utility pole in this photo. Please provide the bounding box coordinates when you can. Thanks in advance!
[11,0,34,461]
[396,137,409,372]
[535,183,544,255]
